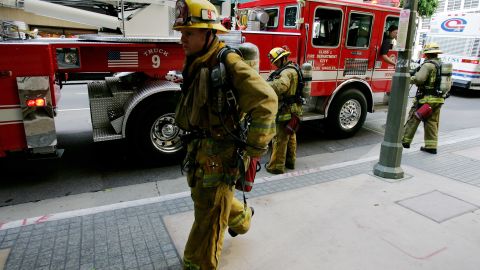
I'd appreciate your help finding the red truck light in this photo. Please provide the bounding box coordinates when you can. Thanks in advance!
[461,59,479,64]
[26,98,46,107]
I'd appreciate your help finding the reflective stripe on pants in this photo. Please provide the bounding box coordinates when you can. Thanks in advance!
[267,122,296,172]
[183,178,252,270]
[402,103,442,149]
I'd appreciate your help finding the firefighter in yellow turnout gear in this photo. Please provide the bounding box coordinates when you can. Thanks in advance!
[402,42,448,154]
[173,0,278,269]
[266,47,303,174]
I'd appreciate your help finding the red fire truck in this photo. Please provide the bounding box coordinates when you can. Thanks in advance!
[0,0,400,159]
[237,0,400,134]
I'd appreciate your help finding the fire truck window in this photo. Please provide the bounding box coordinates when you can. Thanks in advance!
[384,17,399,37]
[284,6,298,27]
[265,8,279,28]
[346,13,373,48]
[312,8,342,47]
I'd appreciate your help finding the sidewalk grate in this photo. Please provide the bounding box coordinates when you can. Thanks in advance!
[397,190,480,223]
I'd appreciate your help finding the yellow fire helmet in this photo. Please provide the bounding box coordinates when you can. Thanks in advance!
[172,0,228,33]
[268,47,291,64]
[423,42,443,54]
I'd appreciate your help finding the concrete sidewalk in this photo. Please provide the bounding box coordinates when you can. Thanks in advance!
[2,133,480,269]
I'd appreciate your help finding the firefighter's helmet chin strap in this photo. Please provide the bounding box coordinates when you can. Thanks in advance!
[202,29,217,52]
[279,57,288,68]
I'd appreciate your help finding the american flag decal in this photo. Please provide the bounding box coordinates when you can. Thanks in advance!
[107,51,139,68]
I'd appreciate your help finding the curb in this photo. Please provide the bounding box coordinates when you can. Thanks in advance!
[2,130,480,231]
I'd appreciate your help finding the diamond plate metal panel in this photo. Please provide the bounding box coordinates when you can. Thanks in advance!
[87,81,111,98]
[93,127,123,142]
[105,77,120,94]
[88,79,134,130]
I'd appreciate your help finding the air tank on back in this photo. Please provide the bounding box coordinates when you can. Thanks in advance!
[239,42,260,73]
[439,62,452,97]
[301,62,312,102]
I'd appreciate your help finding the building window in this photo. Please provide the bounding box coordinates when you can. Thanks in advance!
[463,0,479,9]
[436,0,446,12]
[421,17,431,29]
[447,0,461,11]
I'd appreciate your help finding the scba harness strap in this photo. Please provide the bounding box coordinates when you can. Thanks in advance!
[211,46,265,151]
[211,46,246,145]
[423,60,442,96]
[211,46,261,202]
[211,47,242,113]
[415,59,450,98]
[268,62,306,105]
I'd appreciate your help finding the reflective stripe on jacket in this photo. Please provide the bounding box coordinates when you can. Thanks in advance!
[418,95,445,104]
[268,63,303,122]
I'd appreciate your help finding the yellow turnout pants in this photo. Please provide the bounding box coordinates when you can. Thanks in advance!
[266,122,297,173]
[183,178,253,270]
[402,103,442,149]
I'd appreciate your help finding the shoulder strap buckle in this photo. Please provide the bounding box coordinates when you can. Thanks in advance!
[225,88,237,108]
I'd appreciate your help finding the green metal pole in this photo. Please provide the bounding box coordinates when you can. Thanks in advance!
[373,0,418,179]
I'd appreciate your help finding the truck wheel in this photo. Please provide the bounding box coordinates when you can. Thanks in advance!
[128,100,185,161]
[327,89,367,138]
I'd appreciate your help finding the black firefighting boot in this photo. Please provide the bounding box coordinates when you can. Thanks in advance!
[402,142,410,149]
[420,146,437,154]
[265,162,284,175]
[228,207,254,237]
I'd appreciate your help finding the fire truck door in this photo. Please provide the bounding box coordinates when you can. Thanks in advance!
[307,5,343,95]
[340,8,375,84]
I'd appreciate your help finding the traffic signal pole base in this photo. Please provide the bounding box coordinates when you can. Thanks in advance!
[373,141,405,179]
[373,162,404,179]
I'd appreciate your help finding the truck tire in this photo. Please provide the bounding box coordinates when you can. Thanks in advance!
[128,99,185,162]
[327,88,367,138]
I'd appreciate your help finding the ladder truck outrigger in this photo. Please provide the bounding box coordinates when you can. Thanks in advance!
[0,0,400,160]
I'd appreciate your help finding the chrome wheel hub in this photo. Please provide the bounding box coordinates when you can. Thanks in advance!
[150,113,184,154]
[339,99,361,130]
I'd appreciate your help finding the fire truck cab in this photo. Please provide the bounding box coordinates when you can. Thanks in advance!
[237,0,400,137]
